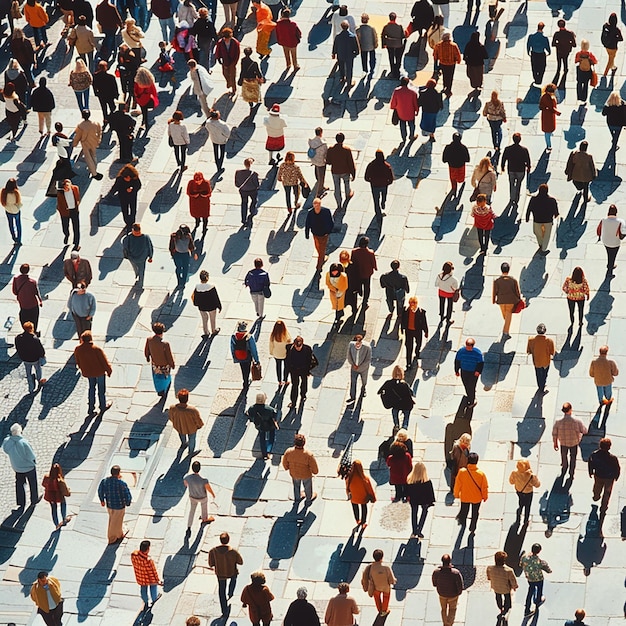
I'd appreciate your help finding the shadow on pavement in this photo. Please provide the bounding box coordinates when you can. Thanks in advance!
[76,543,119,622]
[392,538,423,600]
[324,528,367,584]
[267,506,316,568]
[162,526,205,591]
[232,458,270,515]
[515,392,546,458]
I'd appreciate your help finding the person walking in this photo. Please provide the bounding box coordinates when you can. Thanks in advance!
[97,465,132,544]
[247,392,279,460]
[346,333,371,403]
[278,151,308,213]
[30,572,63,626]
[269,319,291,386]
[527,22,550,86]
[230,320,259,389]
[409,0,434,37]
[285,336,315,407]
[588,438,620,519]
[386,441,412,502]
[381,12,405,79]
[72,109,103,180]
[432,554,464,626]
[553,402,588,478]
[526,183,559,253]
[69,57,93,110]
[552,19,576,78]
[206,110,230,172]
[67,282,96,338]
[435,261,458,324]
[187,58,215,123]
[235,158,261,225]
[208,532,244,617]
[520,543,551,617]
[350,236,377,309]
[190,7,216,70]
[92,62,118,127]
[526,323,554,394]
[326,132,356,210]
[244,258,271,318]
[601,13,623,77]
[96,0,124,61]
[262,104,287,166]
[380,260,409,318]
[562,266,590,327]
[326,263,348,325]
[345,459,376,529]
[401,297,428,370]
[305,197,334,271]
[434,32,461,97]
[122,223,153,287]
[602,91,626,151]
[187,171,212,237]
[282,433,319,504]
[449,433,471,494]
[364,150,394,225]
[454,452,488,532]
[56,178,81,250]
[463,32,488,92]
[192,270,221,336]
[325,583,359,626]
[509,459,540,525]
[1,177,22,246]
[308,127,328,198]
[183,460,215,529]
[169,224,196,289]
[405,461,435,539]
[540,83,560,151]
[133,67,158,130]
[131,541,163,611]
[145,322,175,398]
[2,423,38,508]
[284,587,320,626]
[492,262,521,337]
[238,47,264,109]
[31,76,55,135]
[112,164,141,232]
[442,132,470,195]
[470,158,496,203]
[108,99,136,163]
[589,345,618,406]
[597,204,626,275]
[15,321,46,394]
[214,28,240,95]
[74,331,112,415]
[361,549,396,617]
[390,77,420,143]
[564,141,596,204]
[275,8,301,70]
[168,110,190,171]
[418,79,443,141]
[377,366,414,431]
[12,264,42,331]
[42,463,70,530]
[574,40,597,104]
[486,551,518,618]
[454,337,483,408]
[333,20,359,90]
[471,193,496,255]
[501,132,531,205]
[482,90,506,151]
[356,13,377,75]
[565,609,589,626]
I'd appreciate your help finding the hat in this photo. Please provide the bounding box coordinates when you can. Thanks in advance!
[71,251,80,259]
[237,321,248,332]
[536,323,546,335]
[270,104,280,114]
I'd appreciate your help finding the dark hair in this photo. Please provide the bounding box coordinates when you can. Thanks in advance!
[329,263,343,274]
[571,266,584,283]
[80,330,93,343]
[254,258,263,269]
[37,571,48,580]
[200,270,209,281]
[389,441,407,458]
[140,540,151,552]
[315,127,323,136]
[531,543,542,554]
[111,465,121,476]
[358,236,369,248]
[599,437,611,451]
[580,141,588,152]
[20,263,29,274]
[373,549,384,561]
[178,388,189,403]
[192,460,201,472]
[220,532,230,544]
[562,402,572,413]
[281,7,290,17]
[243,46,253,57]
[336,132,345,143]
[294,433,306,447]
[467,452,479,464]
[557,19,565,27]
[152,322,166,335]
[494,551,507,566]
[81,109,91,119]
[512,132,521,144]
[441,554,451,566]
[501,262,510,273]
[391,260,400,270]
[3,82,15,97]
[442,261,453,276]
[538,183,548,195]
[608,204,618,216]
[172,110,184,121]
[338,582,350,594]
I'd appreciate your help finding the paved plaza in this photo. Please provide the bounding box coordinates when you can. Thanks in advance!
[0,0,625,624]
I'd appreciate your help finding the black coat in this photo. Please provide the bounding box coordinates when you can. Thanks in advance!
[93,71,119,100]
[418,86,443,114]
[411,0,434,33]
[401,306,428,334]
[15,332,45,363]
[30,85,55,112]
[378,379,415,410]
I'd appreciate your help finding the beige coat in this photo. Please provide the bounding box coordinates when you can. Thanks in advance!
[73,119,102,150]
[74,24,96,54]
[589,354,619,386]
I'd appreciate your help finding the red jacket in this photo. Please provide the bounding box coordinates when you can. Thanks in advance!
[471,203,496,230]
[131,550,160,586]
[390,85,419,121]
[215,37,240,66]
[134,82,159,108]
[386,452,413,485]
[56,185,81,217]
[275,18,301,48]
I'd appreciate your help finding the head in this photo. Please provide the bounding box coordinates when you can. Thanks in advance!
[315,127,323,137]
[339,250,350,264]
[606,91,622,107]
[255,392,267,405]
[74,58,88,73]
[172,110,184,122]
[37,572,49,585]
[537,183,549,197]
[139,540,151,553]
[400,76,410,88]
[537,21,544,31]
[80,330,93,344]
[329,263,343,278]
[111,465,121,477]
[433,14,444,26]
[82,109,91,120]
[407,460,428,484]
[337,582,350,594]
[599,345,609,356]
[22,321,35,335]
[294,433,306,448]
[562,401,572,414]
[244,157,254,168]
[476,193,487,206]
[358,236,369,248]
[395,428,409,443]
[361,13,369,24]
[199,270,209,283]
[469,31,479,43]
[193,171,205,183]
[516,459,531,472]
[97,60,108,73]
[608,204,618,216]
[536,323,546,335]
[494,551,507,566]
[390,441,407,458]
[10,423,22,436]
[49,463,63,481]
[349,459,365,479]
[312,197,322,212]
[270,319,287,341]
[339,5,347,16]
[134,68,155,87]
[270,103,280,114]
[208,109,221,121]
[335,132,345,144]
[118,164,139,179]
[458,433,472,448]
[3,82,15,97]
[574,610,586,622]
[442,261,454,276]
[373,549,384,562]
[177,388,189,404]
[243,46,253,57]
[187,58,197,70]
[478,157,492,173]
[152,321,166,336]
[220,532,230,544]
[296,587,307,600]
[408,296,418,310]
[558,19,566,28]
[599,437,612,451]
[284,151,295,163]
[237,320,248,333]
[392,365,404,380]
[441,554,452,567]
[544,83,556,95]
[580,39,589,52]
[389,11,396,21]
[132,223,142,236]
[571,266,584,283]
[426,78,437,89]
[442,31,451,42]
[467,452,479,465]
[19,261,29,275]
[579,140,588,152]
[221,27,233,39]
[512,132,522,145]
[254,258,264,269]
[281,7,291,18]
[531,543,542,555]
[250,571,266,586]
[12,27,24,40]
[464,337,475,351]
[186,618,201,626]
[192,461,201,473]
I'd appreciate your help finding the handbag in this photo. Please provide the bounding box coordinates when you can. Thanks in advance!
[262,285,271,298]
[452,289,460,302]
[469,171,488,201]
[300,181,310,198]
[590,70,598,87]
[58,478,71,498]
[251,361,262,381]
[513,299,526,314]
[391,109,399,125]
[168,135,174,147]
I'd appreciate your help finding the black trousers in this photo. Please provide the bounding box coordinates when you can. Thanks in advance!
[530,52,546,84]
[387,46,404,77]
[19,306,40,332]
[290,370,308,404]
[405,329,423,365]
[458,501,481,531]
[60,210,80,247]
[352,502,367,524]
[98,95,116,122]
[38,601,64,626]
[116,132,134,161]
[356,277,371,305]
[516,490,533,522]
[460,369,478,404]
[606,245,619,271]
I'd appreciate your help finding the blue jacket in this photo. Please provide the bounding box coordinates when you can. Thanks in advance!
[527,31,550,55]
[230,332,259,363]
[244,268,270,293]
[2,434,36,473]
[454,346,484,374]
[332,29,359,61]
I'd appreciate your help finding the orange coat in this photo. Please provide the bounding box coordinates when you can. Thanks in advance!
[255,2,275,33]
[346,472,376,505]
[24,3,49,27]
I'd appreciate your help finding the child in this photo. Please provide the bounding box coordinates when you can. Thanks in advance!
[157,41,175,73]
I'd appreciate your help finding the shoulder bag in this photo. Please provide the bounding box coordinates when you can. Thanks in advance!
[470,171,488,201]
[465,468,484,499]
[58,478,71,498]
[251,361,262,381]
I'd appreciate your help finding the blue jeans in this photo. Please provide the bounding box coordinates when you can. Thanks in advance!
[51,500,68,527]
[74,88,90,111]
[101,30,117,60]
[173,251,191,287]
[259,430,275,457]
[399,118,415,141]
[391,407,411,429]
[217,577,238,615]
[525,580,543,611]
[134,0,149,30]
[596,384,612,403]
[159,17,175,42]
[140,584,159,605]
[6,211,21,243]
[544,132,552,149]
[32,26,47,46]
[88,375,107,413]
[24,361,42,393]
[488,119,502,149]
[332,173,351,208]
[293,477,313,502]
[179,431,197,451]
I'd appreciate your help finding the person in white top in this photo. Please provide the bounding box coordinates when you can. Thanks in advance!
[205,110,231,172]
[187,59,214,121]
[597,204,626,276]
[435,261,459,324]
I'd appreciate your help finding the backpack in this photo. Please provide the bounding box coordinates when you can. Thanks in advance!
[578,53,591,72]
[601,25,611,48]
[234,333,249,360]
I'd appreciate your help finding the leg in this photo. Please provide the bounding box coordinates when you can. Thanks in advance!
[417,503,429,533]
[15,472,26,507]
[187,497,199,527]
[469,501,480,531]
[88,377,97,413]
[332,173,342,208]
[520,491,532,522]
[405,330,415,367]
[240,361,251,387]
[606,245,619,271]
[349,369,358,400]
[559,445,569,473]
[457,500,469,524]
[567,298,575,324]
[401,410,411,430]
[576,299,584,325]
[569,445,577,476]
[218,578,228,615]
[351,502,360,523]
[97,375,107,411]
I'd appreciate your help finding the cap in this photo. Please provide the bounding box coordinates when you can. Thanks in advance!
[271,103,280,113]
[536,323,546,334]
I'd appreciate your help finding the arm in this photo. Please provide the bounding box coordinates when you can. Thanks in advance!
[205,481,216,497]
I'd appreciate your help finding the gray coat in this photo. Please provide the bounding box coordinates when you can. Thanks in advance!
[356,24,378,52]
[347,342,372,374]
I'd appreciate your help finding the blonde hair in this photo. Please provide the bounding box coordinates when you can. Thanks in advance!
[455,433,472,447]
[606,91,622,107]
[477,157,492,173]
[580,39,589,51]
[135,67,155,87]
[407,460,428,484]
[74,58,88,73]
[395,429,409,442]
[408,296,418,306]
[392,365,404,380]
[339,250,350,263]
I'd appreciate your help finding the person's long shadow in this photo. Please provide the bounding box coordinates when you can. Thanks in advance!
[515,392,546,457]
[207,393,248,458]
[267,505,316,568]
[162,526,205,591]
[324,528,367,584]
[38,358,82,422]
[556,195,587,259]
[345,75,372,121]
[503,520,528,576]
[227,118,256,158]
[328,404,365,457]
[519,251,548,305]
[232,458,270,515]
[151,289,187,329]
[307,12,332,49]
[148,170,183,218]
[563,106,586,148]
[481,337,515,392]
[502,0,528,48]
[76,544,119,622]
[491,200,520,253]
[264,71,296,108]
[0,506,36,567]
[576,505,606,576]
[291,272,324,323]
[106,286,143,341]
[539,474,573,537]
[516,85,541,125]
[452,20,477,56]
[150,448,192,520]
[579,408,604,461]
[32,195,59,231]
[452,95,481,131]
[19,531,60,595]
[451,527,475,588]
[432,188,464,241]
[370,72,396,109]
[222,227,251,273]
[174,336,213,392]
[460,254,484,310]
[128,405,169,458]
[527,151,550,193]
[421,322,453,380]
[591,149,622,204]
[97,230,125,280]
[1,393,36,436]
[51,310,77,348]
[587,274,614,335]
[392,539,423,600]
[15,137,49,186]
[553,326,583,378]
[386,140,415,180]
[37,249,67,298]
[406,139,433,188]
[267,213,298,262]
[53,412,103,474]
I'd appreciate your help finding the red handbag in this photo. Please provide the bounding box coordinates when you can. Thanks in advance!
[513,299,526,314]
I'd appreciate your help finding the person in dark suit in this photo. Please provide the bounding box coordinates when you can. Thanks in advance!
[401,297,428,370]
[350,236,377,309]
[332,20,359,91]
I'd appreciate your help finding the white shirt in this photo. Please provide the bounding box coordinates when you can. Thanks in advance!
[64,189,76,210]
[600,216,625,248]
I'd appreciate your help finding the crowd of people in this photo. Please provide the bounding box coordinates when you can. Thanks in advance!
[0,0,624,624]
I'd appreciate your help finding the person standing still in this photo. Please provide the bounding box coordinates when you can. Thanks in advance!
[347,334,371,403]
[589,345,618,406]
[235,158,260,226]
[332,20,359,90]
[97,465,132,544]
[305,198,334,272]
[526,323,555,394]
[356,13,378,75]
[208,532,244,617]
[552,402,588,479]
[432,554,464,626]
[183,460,215,531]
[492,262,521,337]
[326,132,356,210]
[192,270,222,336]
[454,338,483,408]
[381,12,405,79]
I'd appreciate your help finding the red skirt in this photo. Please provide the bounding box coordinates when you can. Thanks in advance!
[449,165,465,183]
[266,135,285,151]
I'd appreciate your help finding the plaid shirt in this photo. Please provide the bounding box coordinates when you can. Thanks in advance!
[434,41,461,66]
[552,413,588,447]
[486,564,518,593]
[131,550,160,586]
[98,476,132,510]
